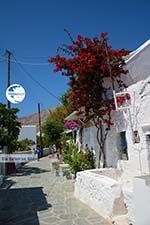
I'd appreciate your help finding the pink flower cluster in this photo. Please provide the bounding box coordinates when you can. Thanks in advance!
[64,120,80,129]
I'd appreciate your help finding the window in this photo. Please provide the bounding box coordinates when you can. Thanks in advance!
[145,132,150,144]
[118,131,128,160]
[134,130,140,143]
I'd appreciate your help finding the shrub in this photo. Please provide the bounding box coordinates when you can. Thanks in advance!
[61,133,72,163]
[16,139,34,151]
[62,138,95,176]
[80,150,96,170]
[51,162,59,170]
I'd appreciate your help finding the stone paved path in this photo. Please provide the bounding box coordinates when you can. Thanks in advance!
[0,156,111,225]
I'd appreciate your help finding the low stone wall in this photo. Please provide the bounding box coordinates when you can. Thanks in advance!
[74,169,125,219]
[134,175,150,225]
[43,148,51,156]
[123,188,134,225]
[14,150,33,154]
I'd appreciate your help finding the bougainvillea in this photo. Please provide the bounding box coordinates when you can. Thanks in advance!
[49,31,130,167]
[116,93,131,107]
[64,120,80,129]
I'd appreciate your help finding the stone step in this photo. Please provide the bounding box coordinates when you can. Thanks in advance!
[112,215,129,225]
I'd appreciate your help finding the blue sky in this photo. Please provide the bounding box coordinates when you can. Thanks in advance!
[0,0,149,117]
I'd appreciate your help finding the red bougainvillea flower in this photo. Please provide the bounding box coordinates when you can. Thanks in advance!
[125,93,131,100]
[49,32,130,128]
[116,93,131,107]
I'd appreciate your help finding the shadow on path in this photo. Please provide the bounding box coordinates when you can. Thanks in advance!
[0,187,51,225]
[14,165,50,177]
[0,177,16,189]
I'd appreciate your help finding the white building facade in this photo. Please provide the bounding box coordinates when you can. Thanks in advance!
[75,39,150,224]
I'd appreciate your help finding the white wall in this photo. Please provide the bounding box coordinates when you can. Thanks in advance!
[125,41,150,85]
[114,42,150,178]
[120,76,150,179]
[80,125,119,167]
[76,40,150,171]
[75,40,150,224]
[134,176,150,225]
[82,126,99,166]
[116,42,150,224]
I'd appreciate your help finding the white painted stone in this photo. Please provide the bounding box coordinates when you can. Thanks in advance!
[112,215,128,225]
[122,188,135,225]
[75,39,150,224]
[75,170,123,219]
[134,175,150,225]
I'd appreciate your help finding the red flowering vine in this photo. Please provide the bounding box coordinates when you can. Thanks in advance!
[49,31,130,167]
[116,93,131,107]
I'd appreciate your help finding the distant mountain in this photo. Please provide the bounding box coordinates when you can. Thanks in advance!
[18,109,51,131]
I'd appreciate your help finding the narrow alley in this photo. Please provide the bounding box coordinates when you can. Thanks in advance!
[0,156,110,225]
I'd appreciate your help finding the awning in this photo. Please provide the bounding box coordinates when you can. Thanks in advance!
[63,129,73,134]
[64,111,84,121]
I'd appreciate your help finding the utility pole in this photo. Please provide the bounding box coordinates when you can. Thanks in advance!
[38,103,43,156]
[6,50,11,109]
[6,50,12,174]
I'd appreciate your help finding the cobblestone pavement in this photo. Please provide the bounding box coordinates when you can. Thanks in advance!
[0,156,111,225]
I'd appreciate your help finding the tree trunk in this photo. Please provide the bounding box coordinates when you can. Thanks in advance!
[97,148,101,168]
[96,126,102,168]
[96,123,109,168]
[80,127,83,148]
[102,147,107,168]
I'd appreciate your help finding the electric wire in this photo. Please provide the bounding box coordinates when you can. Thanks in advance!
[11,59,50,66]
[12,55,61,103]
[0,54,50,66]
[0,50,62,105]
[17,55,51,59]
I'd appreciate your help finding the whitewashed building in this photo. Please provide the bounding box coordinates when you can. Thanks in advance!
[73,39,150,224]
[72,39,150,170]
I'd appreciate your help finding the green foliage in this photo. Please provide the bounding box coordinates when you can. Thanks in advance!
[16,139,34,151]
[42,105,70,149]
[48,106,69,123]
[60,92,69,106]
[80,149,96,170]
[62,138,95,176]
[43,119,64,148]
[61,133,72,162]
[69,144,82,175]
[36,135,47,148]
[51,162,59,170]
[60,91,73,114]
[0,103,21,152]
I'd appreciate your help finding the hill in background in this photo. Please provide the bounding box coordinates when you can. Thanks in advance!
[18,109,51,131]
